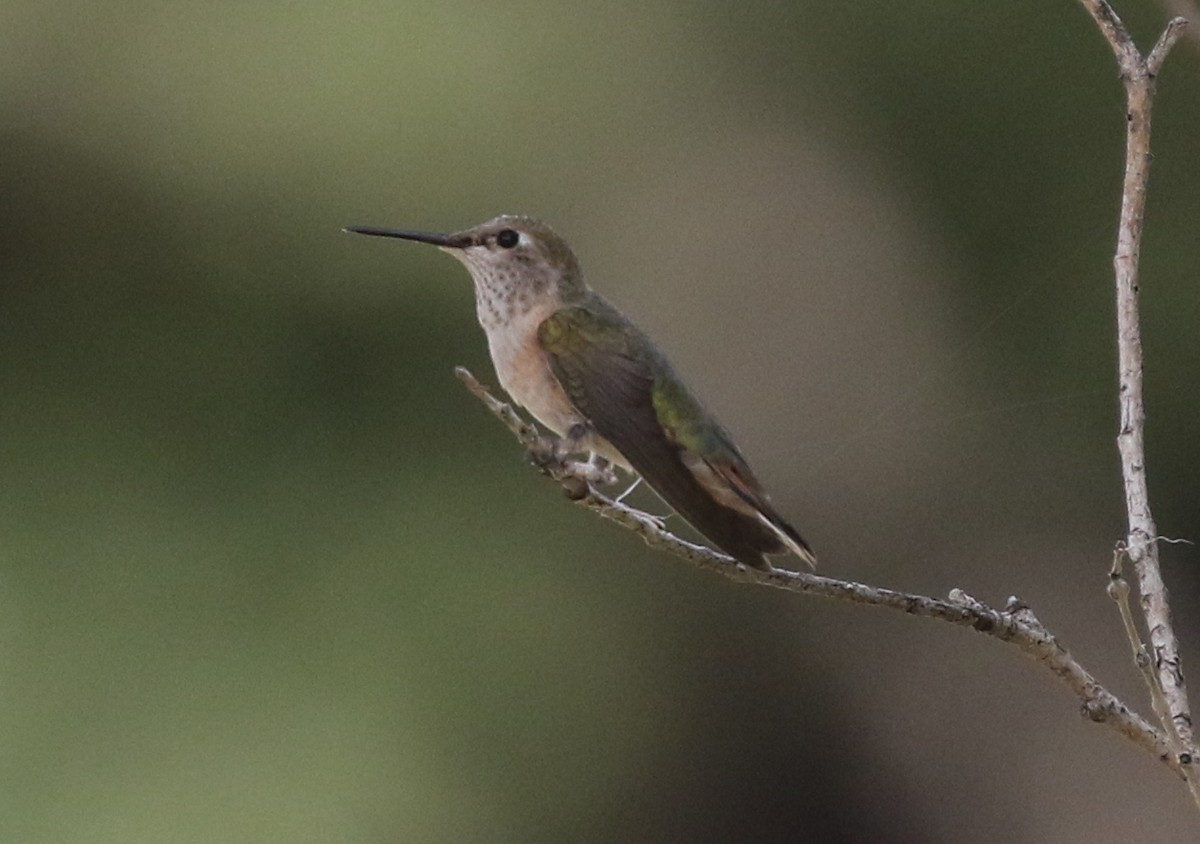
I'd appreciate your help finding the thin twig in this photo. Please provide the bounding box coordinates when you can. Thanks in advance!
[1153,0,1200,52]
[1111,549,1200,809]
[1071,0,1196,780]
[1110,550,1180,744]
[454,366,1180,776]
[1148,17,1190,73]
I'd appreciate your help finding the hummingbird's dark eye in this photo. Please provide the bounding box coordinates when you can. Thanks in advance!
[495,229,520,249]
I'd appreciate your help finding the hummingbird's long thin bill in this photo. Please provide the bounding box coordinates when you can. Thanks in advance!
[343,226,463,248]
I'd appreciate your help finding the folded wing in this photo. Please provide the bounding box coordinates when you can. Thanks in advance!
[538,304,814,569]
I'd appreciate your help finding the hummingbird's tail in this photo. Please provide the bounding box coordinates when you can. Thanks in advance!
[754,510,817,570]
[691,454,817,570]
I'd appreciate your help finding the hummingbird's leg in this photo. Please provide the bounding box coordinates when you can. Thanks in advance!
[557,423,602,468]
[526,422,589,468]
[585,452,623,486]
[563,427,619,485]
[525,422,618,486]
[569,457,617,487]
[560,422,592,456]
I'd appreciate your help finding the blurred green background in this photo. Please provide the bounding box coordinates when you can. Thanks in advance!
[3,0,1199,841]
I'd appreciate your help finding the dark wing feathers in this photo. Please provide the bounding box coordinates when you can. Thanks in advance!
[538,305,795,567]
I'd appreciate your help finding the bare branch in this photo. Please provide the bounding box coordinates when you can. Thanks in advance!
[1153,0,1200,53]
[1148,17,1190,74]
[1074,0,1143,66]
[455,367,1180,776]
[1111,551,1181,745]
[1070,0,1196,777]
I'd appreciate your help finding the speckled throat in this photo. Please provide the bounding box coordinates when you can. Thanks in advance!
[454,247,558,332]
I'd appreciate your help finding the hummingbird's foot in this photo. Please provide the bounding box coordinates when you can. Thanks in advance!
[582,453,619,486]
[565,456,618,487]
[535,423,586,467]
[643,511,669,532]
[535,424,618,485]
[619,499,670,530]
[523,429,617,489]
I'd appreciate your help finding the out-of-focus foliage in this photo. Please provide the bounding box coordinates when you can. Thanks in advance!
[2,1,1198,841]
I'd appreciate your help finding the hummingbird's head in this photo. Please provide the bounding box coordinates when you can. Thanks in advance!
[345,215,587,315]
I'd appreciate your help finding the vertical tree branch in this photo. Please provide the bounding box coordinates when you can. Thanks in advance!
[1111,14,1192,759]
[1073,0,1195,773]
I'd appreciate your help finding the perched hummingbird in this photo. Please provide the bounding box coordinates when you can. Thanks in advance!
[346,216,815,570]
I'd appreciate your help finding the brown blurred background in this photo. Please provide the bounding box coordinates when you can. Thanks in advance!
[3,1,1200,841]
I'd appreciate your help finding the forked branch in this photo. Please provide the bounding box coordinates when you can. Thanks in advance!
[452,0,1195,807]
[1072,0,1196,795]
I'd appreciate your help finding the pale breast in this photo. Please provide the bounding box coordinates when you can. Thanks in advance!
[483,305,581,436]
[480,306,630,469]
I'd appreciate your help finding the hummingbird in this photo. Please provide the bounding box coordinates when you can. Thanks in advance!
[345,215,815,570]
